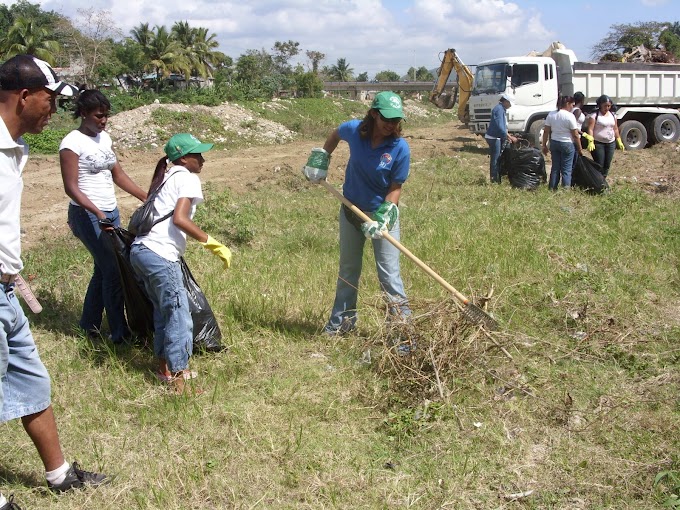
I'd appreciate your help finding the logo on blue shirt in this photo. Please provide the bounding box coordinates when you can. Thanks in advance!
[379,153,392,169]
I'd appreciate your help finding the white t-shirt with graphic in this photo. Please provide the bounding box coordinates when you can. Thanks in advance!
[134,167,203,262]
[59,130,117,210]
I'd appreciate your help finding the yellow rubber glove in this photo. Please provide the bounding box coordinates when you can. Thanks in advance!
[582,133,596,152]
[200,235,232,269]
[616,137,625,150]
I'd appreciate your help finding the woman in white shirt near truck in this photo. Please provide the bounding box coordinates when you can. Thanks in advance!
[542,95,583,190]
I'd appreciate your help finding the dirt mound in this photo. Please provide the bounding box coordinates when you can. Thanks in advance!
[106,101,297,150]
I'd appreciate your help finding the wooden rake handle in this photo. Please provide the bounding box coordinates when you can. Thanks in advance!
[320,180,471,306]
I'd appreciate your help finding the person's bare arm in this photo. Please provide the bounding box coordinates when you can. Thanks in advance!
[172,197,208,242]
[111,162,147,201]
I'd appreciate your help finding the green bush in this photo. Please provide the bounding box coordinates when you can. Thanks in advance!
[23,129,70,154]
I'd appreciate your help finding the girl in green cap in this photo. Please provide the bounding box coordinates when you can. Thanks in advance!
[129,133,232,394]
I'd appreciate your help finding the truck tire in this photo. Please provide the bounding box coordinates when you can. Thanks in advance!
[529,119,545,148]
[651,114,680,144]
[619,120,647,150]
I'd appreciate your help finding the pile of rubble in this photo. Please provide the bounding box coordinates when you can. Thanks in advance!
[107,101,297,150]
[619,44,678,63]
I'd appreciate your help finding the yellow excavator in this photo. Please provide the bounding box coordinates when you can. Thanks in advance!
[429,48,474,125]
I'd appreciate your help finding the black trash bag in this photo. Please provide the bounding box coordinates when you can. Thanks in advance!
[179,257,224,353]
[103,227,154,339]
[501,141,546,189]
[573,155,609,194]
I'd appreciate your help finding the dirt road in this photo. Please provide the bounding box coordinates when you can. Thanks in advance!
[19,119,678,249]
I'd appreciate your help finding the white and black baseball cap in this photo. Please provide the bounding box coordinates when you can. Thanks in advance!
[0,54,78,96]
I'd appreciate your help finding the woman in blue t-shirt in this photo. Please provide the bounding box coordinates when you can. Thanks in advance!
[303,91,412,350]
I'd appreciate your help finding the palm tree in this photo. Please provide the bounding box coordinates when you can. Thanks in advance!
[329,58,353,81]
[191,27,225,78]
[130,22,153,48]
[0,16,61,65]
[146,25,189,91]
[171,22,224,79]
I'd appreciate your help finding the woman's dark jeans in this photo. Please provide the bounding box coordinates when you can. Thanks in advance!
[591,141,616,176]
[68,204,130,342]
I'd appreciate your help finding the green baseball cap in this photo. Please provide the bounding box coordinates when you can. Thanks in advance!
[164,133,214,161]
[371,91,405,120]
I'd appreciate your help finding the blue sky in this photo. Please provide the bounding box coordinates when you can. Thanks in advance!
[16,0,680,78]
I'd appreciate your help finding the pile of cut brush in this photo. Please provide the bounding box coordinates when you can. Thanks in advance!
[363,296,510,403]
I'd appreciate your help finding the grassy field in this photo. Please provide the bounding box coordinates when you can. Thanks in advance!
[2,100,679,509]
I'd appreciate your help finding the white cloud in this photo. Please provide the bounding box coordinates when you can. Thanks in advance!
[640,0,669,6]
[31,0,555,77]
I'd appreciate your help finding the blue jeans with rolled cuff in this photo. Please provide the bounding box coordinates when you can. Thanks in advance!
[1,281,51,422]
[129,244,193,373]
[68,204,130,342]
[324,205,411,335]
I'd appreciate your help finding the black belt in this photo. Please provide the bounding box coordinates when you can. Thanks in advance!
[342,204,367,231]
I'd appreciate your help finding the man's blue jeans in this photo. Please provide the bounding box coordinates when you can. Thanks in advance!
[549,140,575,189]
[1,282,51,422]
[68,204,130,342]
[129,244,192,372]
[486,137,502,183]
[324,206,410,334]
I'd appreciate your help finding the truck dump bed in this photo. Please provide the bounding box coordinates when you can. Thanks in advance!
[566,62,680,106]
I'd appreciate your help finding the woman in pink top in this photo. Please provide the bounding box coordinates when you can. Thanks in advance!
[584,94,623,177]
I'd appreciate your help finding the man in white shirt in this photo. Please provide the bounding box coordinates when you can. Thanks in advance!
[0,54,108,508]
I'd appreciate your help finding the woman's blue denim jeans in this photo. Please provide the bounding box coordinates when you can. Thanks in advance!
[549,140,575,189]
[68,204,130,342]
[592,140,616,176]
[1,282,51,422]
[324,206,410,334]
[129,244,192,372]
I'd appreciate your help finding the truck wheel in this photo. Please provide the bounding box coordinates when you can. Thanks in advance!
[529,119,545,148]
[619,120,647,150]
[651,114,680,144]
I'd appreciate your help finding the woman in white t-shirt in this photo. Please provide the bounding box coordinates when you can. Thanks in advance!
[60,90,147,344]
[584,94,623,177]
[129,134,232,394]
[542,96,584,189]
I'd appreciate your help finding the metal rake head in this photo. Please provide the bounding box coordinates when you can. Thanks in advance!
[461,302,498,330]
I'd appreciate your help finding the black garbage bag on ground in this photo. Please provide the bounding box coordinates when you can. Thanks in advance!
[499,141,546,189]
[573,155,609,194]
[179,258,224,353]
[103,227,154,339]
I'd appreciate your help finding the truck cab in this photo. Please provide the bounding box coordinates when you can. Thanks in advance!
[468,56,558,145]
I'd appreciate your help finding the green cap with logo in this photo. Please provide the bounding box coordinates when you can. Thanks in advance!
[164,133,214,161]
[371,91,405,120]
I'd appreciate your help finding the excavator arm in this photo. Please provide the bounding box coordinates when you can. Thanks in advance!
[429,48,474,125]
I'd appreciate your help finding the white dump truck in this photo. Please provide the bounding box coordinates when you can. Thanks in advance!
[468,46,680,149]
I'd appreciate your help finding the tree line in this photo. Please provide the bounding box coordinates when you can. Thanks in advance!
[0,1,436,100]
[6,1,674,101]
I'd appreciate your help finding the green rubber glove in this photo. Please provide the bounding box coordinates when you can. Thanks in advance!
[200,235,232,269]
[582,132,595,152]
[302,148,330,183]
[374,200,399,231]
[616,137,625,150]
